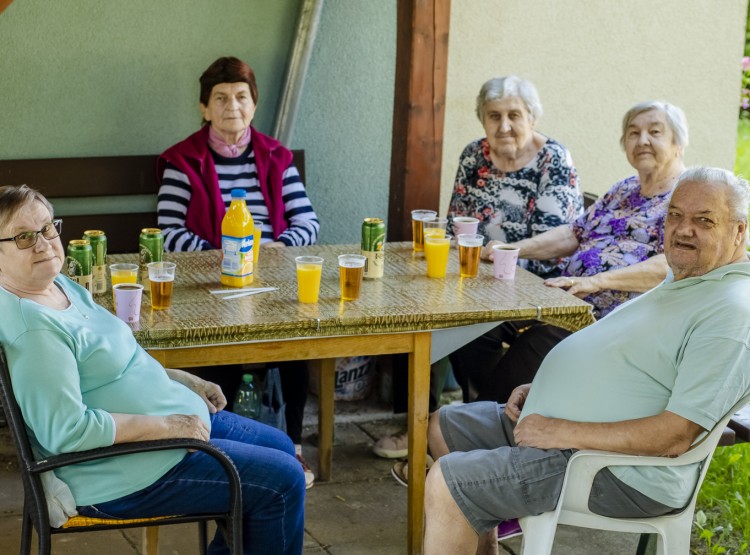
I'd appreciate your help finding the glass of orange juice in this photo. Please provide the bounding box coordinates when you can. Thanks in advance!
[295,256,324,303]
[423,218,448,240]
[424,235,452,278]
[109,263,139,308]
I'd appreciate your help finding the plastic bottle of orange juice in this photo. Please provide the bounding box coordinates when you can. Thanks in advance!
[221,189,254,287]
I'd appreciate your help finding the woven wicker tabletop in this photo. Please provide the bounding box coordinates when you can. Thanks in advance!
[104,242,594,349]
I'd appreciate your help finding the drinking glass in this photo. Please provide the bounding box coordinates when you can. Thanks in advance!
[411,210,437,252]
[147,261,176,309]
[109,263,139,308]
[295,256,323,303]
[113,283,143,323]
[457,234,483,277]
[424,235,451,278]
[492,245,520,279]
[338,254,366,300]
[423,218,448,240]
[452,216,479,236]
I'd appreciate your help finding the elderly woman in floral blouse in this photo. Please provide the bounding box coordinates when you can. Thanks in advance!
[447,75,583,278]
[375,76,582,462]
[454,100,689,405]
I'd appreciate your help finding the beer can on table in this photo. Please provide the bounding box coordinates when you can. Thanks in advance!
[361,218,385,279]
[65,240,93,292]
[139,228,164,286]
[83,230,107,294]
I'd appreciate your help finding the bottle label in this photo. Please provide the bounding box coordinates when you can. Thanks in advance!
[221,234,254,277]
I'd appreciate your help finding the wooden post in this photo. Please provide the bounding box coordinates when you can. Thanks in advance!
[388,0,451,241]
[0,0,15,16]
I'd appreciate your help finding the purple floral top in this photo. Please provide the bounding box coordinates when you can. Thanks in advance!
[447,137,582,278]
[565,175,669,318]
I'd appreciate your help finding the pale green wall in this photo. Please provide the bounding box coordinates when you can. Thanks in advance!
[0,0,396,245]
[0,0,300,157]
[293,1,395,244]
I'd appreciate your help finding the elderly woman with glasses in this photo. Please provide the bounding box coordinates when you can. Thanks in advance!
[0,184,306,554]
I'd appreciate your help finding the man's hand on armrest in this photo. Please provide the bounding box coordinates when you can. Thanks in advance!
[514,410,703,457]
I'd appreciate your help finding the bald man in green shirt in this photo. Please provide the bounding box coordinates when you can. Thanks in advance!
[423,167,750,555]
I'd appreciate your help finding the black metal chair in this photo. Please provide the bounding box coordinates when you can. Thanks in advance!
[0,345,242,555]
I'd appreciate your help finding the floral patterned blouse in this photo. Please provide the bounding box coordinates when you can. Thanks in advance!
[447,137,582,277]
[565,175,670,318]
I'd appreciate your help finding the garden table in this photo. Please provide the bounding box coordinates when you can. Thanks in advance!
[104,242,594,554]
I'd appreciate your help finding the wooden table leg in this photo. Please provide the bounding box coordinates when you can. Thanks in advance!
[407,332,431,555]
[142,527,158,555]
[317,357,336,481]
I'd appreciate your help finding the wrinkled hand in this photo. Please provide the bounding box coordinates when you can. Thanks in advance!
[481,240,507,261]
[504,384,531,423]
[198,380,227,413]
[543,275,599,299]
[171,369,227,413]
[164,414,211,442]
[514,413,564,449]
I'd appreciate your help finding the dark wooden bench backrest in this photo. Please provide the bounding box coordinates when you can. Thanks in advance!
[0,150,306,253]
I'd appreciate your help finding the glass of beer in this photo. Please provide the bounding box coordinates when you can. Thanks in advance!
[295,256,324,303]
[457,234,484,278]
[147,261,176,310]
[411,210,437,252]
[338,254,366,301]
[109,263,139,308]
[424,235,452,278]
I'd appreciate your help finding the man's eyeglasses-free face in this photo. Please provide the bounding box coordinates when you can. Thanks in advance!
[0,219,63,249]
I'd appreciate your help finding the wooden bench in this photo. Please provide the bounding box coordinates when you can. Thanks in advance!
[0,151,306,253]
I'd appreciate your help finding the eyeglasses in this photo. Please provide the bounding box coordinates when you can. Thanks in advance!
[0,219,63,249]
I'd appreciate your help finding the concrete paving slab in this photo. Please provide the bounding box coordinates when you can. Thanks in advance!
[0,404,654,555]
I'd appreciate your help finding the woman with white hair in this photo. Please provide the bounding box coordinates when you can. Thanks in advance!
[375,76,582,466]
[462,99,690,404]
[448,75,583,277]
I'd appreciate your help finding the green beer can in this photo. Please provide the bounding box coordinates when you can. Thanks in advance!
[83,230,107,294]
[66,239,93,292]
[139,228,164,286]
[361,218,385,279]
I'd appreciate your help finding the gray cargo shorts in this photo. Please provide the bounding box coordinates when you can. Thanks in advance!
[438,402,677,534]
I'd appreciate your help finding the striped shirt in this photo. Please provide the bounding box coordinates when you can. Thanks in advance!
[157,145,320,252]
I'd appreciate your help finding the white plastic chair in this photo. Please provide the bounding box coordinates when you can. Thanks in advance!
[519,392,750,555]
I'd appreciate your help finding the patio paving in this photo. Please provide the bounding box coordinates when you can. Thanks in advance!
[0,393,644,554]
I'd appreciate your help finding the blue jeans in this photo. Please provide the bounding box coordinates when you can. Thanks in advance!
[78,411,306,555]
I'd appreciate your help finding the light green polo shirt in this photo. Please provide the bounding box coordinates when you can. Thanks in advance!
[521,261,750,507]
[0,275,210,506]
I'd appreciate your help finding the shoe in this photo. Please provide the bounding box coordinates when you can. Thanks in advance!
[373,430,408,459]
[296,454,315,490]
[390,455,435,487]
[497,518,523,541]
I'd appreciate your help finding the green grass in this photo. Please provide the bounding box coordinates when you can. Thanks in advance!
[737,118,750,179]
[693,443,750,554]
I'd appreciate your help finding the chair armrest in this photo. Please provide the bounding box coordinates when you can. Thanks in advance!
[558,446,707,514]
[29,438,224,473]
[29,439,241,519]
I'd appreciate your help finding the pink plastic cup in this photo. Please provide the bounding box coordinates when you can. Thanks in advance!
[113,283,144,323]
[452,216,479,236]
[492,245,520,280]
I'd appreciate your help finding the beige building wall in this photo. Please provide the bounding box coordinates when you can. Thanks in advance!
[441,0,748,213]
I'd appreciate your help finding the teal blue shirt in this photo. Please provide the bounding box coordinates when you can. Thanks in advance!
[521,261,750,507]
[0,275,210,506]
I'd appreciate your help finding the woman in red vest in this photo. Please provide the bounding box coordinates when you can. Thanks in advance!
[157,56,318,489]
